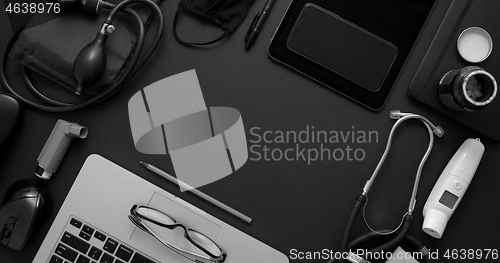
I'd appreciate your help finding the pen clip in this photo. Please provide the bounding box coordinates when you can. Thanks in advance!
[245,12,260,41]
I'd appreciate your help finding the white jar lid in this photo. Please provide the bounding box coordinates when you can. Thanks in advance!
[457,27,493,63]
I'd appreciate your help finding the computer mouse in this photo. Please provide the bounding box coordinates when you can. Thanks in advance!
[0,179,51,251]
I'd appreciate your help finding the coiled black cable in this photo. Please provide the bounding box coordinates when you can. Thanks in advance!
[0,0,164,112]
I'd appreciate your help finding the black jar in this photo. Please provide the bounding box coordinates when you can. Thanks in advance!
[438,66,497,111]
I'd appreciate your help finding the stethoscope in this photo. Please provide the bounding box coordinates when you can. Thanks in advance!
[327,110,444,263]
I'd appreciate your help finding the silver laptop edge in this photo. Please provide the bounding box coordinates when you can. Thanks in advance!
[33,154,288,263]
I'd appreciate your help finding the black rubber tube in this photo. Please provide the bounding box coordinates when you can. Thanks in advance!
[325,194,366,263]
[0,0,164,112]
[325,214,436,263]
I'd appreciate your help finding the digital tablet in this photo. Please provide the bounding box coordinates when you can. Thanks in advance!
[268,0,437,110]
[286,3,398,92]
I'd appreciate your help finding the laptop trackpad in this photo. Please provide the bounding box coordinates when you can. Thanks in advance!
[130,192,222,262]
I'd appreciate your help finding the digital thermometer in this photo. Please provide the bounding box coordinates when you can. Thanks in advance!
[422,138,484,239]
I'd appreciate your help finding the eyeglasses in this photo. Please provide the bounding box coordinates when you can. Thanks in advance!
[128,205,226,263]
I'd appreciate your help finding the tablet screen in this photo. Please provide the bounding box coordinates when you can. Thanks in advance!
[269,0,437,110]
[286,4,398,92]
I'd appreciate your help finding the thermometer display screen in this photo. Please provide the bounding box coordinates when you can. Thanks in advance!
[439,190,459,209]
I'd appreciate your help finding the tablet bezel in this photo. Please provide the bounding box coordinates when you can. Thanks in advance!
[268,0,437,110]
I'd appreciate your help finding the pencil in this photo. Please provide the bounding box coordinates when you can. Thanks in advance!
[140,161,252,224]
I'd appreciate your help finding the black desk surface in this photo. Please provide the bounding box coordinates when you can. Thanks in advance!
[1,0,499,262]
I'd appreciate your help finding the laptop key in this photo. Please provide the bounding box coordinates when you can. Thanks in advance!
[115,244,133,262]
[103,238,118,254]
[100,253,115,263]
[61,231,90,254]
[79,231,92,241]
[70,218,83,229]
[76,254,91,263]
[54,218,152,263]
[94,231,107,242]
[49,254,65,263]
[82,225,95,236]
[130,253,156,263]
[55,243,78,262]
[89,246,103,260]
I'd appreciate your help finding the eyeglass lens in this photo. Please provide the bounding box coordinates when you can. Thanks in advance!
[136,206,176,225]
[135,206,223,257]
[187,230,222,256]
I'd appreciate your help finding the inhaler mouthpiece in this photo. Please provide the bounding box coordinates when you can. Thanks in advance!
[422,209,448,239]
[35,120,88,180]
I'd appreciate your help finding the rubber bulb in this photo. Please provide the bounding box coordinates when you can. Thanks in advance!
[73,32,108,95]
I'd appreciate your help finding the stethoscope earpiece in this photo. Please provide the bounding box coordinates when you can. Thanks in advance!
[390,110,445,137]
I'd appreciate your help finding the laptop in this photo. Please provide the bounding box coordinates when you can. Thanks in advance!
[33,154,288,263]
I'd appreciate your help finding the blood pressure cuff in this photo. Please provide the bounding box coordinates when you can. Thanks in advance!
[9,1,159,96]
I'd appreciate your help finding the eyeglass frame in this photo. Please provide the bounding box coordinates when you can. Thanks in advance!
[128,204,226,263]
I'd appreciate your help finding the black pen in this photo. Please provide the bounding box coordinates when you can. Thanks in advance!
[245,0,276,49]
[140,161,253,224]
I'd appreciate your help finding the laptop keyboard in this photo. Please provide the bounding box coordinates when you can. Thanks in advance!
[48,217,157,263]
